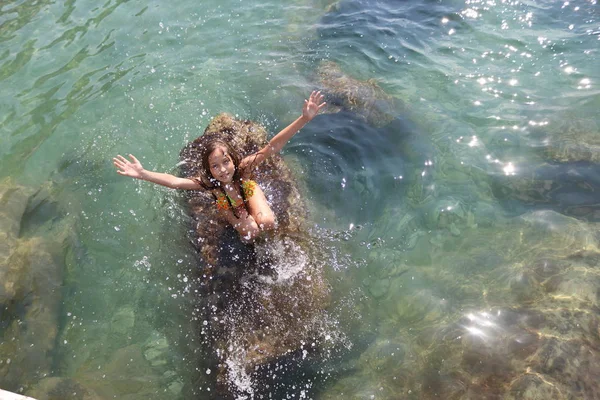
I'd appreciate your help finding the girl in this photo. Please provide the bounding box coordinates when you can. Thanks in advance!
[113,91,326,242]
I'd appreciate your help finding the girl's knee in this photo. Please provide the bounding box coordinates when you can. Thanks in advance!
[255,212,277,231]
[235,217,260,242]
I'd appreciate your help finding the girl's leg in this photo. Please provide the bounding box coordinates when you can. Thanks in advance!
[245,184,276,231]
[234,215,261,242]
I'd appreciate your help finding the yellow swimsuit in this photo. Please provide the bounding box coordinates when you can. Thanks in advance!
[215,180,257,211]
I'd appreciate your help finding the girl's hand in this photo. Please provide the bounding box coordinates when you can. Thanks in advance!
[236,207,250,220]
[302,90,326,121]
[113,154,145,179]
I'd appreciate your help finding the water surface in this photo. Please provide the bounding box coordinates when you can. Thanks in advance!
[0,0,599,398]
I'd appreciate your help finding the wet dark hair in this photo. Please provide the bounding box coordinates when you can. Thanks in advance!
[199,139,242,189]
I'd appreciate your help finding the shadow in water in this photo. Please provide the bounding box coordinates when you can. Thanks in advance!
[492,161,600,221]
[289,111,433,225]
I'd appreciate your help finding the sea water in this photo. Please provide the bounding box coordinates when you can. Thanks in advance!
[0,0,598,398]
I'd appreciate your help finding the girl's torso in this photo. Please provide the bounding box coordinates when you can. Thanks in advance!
[215,180,257,215]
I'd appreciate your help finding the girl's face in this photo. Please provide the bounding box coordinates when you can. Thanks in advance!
[208,146,235,184]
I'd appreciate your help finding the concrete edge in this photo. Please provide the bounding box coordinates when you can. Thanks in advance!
[0,389,37,400]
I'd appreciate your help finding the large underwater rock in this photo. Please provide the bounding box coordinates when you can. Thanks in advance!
[179,114,332,397]
[0,180,64,392]
[534,110,600,164]
[491,161,600,221]
[320,210,600,399]
[316,60,399,127]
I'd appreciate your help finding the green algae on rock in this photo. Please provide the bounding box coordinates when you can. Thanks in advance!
[316,60,399,127]
[179,114,333,397]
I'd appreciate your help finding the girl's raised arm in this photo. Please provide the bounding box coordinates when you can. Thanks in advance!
[239,91,326,171]
[113,154,202,190]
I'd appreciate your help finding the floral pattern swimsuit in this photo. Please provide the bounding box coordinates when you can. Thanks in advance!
[215,180,257,215]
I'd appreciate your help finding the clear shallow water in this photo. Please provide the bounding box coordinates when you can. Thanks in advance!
[0,0,598,398]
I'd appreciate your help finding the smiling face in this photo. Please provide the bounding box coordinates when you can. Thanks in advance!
[208,146,236,184]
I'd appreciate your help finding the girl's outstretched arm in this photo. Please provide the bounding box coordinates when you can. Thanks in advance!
[240,91,326,171]
[113,154,202,190]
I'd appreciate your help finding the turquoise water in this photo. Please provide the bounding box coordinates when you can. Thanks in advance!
[1,0,599,398]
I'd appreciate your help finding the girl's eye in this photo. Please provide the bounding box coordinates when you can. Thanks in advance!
[224,159,230,164]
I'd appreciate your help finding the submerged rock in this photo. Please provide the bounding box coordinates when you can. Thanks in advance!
[143,331,170,368]
[537,112,600,163]
[28,345,168,400]
[27,377,102,400]
[491,161,600,220]
[0,180,65,392]
[0,178,32,239]
[179,114,333,397]
[110,306,136,337]
[316,60,399,127]
[320,210,600,399]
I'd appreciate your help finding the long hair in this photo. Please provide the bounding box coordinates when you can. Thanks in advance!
[199,139,242,189]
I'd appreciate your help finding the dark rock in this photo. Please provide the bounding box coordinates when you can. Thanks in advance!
[179,114,332,396]
[316,61,399,127]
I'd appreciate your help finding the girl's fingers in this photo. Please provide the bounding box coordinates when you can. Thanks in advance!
[129,154,139,163]
[307,91,324,105]
[117,155,129,163]
[318,102,327,109]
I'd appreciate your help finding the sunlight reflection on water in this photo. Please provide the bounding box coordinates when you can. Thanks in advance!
[0,0,598,398]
